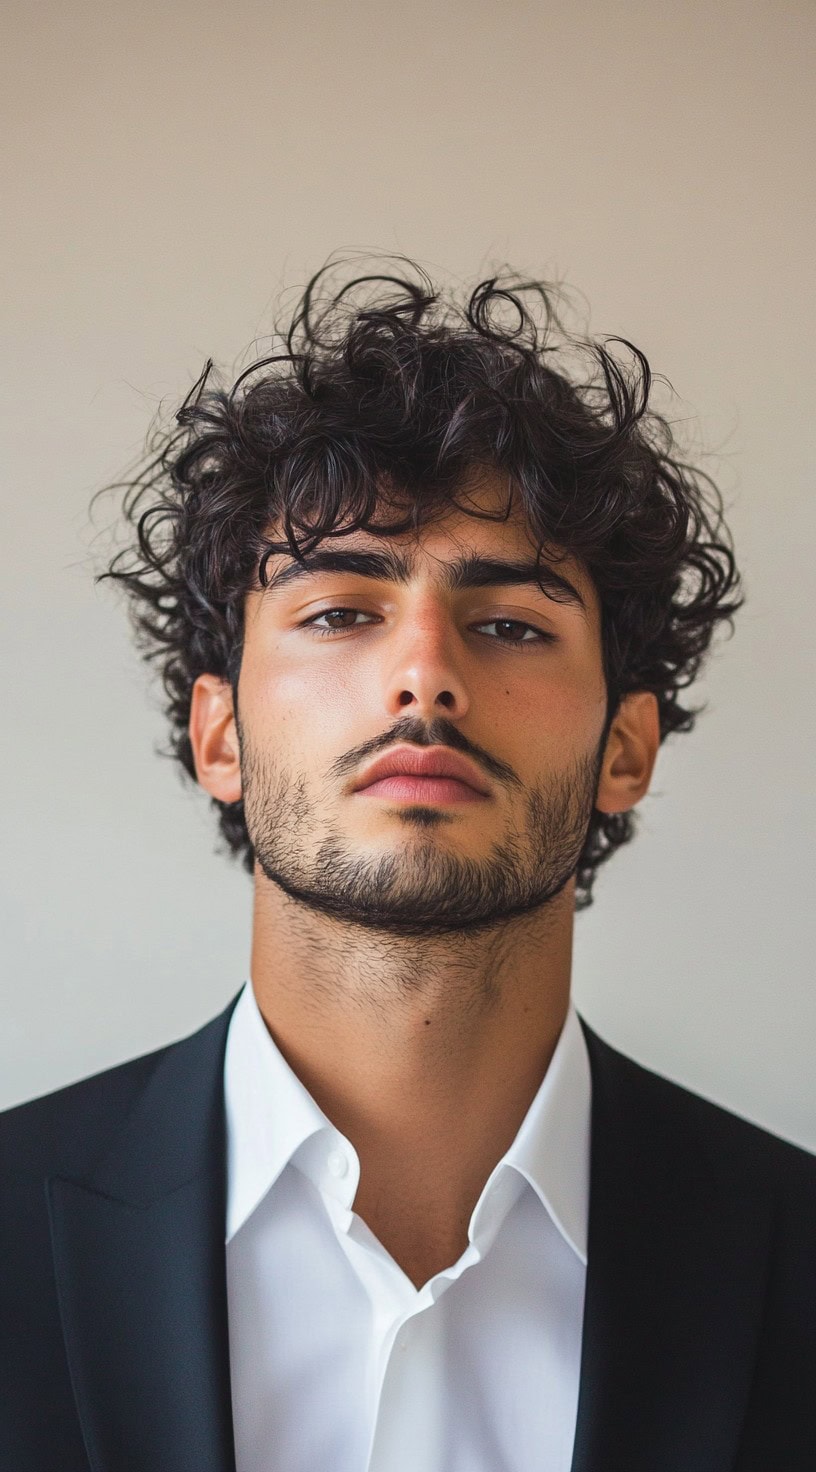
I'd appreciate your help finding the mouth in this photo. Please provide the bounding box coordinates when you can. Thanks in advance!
[351,744,493,803]
[355,774,489,804]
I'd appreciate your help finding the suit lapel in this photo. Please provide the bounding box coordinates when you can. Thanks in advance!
[47,996,241,1472]
[571,1022,773,1472]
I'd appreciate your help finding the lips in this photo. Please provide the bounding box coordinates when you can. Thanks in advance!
[353,745,492,796]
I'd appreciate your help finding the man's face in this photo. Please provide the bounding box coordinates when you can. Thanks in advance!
[233,477,611,937]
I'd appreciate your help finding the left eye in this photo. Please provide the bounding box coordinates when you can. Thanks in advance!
[475,619,549,644]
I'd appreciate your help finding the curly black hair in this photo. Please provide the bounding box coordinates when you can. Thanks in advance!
[95,257,744,909]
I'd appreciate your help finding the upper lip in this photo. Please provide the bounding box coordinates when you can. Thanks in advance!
[353,745,492,796]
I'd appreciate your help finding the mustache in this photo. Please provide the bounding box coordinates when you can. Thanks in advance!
[331,715,522,793]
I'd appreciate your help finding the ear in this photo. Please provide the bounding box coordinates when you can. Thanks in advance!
[595,690,660,815]
[188,673,242,804]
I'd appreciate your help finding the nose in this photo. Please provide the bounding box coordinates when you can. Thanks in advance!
[382,603,471,721]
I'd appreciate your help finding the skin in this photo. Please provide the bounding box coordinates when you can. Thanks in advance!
[190,472,660,1287]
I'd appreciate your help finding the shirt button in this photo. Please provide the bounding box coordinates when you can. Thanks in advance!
[327,1149,349,1179]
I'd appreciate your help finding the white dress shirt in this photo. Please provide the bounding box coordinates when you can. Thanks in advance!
[224,979,591,1472]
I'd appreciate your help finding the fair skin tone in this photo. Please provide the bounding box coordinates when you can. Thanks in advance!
[190,474,659,1286]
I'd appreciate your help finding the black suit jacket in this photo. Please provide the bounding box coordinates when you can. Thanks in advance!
[2,991,815,1471]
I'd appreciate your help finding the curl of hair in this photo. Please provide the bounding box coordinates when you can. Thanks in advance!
[95,256,744,909]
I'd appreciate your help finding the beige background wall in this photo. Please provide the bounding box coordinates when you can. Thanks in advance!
[2,0,814,1144]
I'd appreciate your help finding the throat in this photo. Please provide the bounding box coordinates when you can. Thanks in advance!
[353,1190,473,1290]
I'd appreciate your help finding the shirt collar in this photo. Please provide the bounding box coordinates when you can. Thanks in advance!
[224,978,339,1242]
[491,1001,590,1264]
[224,979,591,1264]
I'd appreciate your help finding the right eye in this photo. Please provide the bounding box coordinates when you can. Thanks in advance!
[302,608,380,636]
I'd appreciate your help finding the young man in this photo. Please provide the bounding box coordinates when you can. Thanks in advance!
[2,263,814,1471]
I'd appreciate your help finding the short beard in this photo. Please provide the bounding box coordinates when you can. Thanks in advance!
[240,732,605,940]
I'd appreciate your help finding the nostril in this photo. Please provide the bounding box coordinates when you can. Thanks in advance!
[397,689,455,708]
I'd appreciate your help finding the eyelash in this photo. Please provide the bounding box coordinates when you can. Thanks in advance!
[300,608,557,651]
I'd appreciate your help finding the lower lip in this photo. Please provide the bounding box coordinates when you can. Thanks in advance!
[357,776,488,803]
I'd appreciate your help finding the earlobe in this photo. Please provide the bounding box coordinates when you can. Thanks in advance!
[189,673,243,805]
[595,690,660,816]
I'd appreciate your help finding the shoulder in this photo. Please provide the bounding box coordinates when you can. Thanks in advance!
[0,998,237,1184]
[0,1041,172,1183]
[580,1017,816,1205]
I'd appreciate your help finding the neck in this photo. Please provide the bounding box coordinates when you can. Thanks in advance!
[249,873,574,1282]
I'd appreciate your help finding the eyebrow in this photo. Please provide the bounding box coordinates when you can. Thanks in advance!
[263,548,587,613]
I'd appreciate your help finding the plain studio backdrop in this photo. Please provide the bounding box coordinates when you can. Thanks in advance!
[1,0,814,1145]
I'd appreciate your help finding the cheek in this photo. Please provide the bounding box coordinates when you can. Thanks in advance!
[485,659,606,744]
[242,643,367,742]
